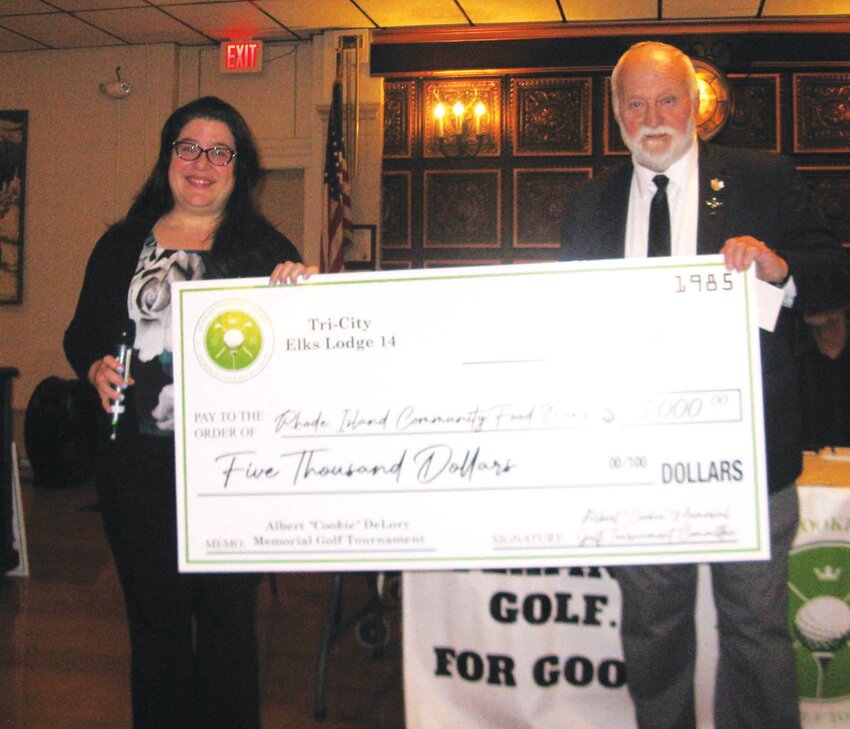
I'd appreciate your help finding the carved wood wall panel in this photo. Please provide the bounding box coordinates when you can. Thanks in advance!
[513,168,592,248]
[794,73,850,153]
[383,81,415,158]
[424,171,500,248]
[513,255,563,265]
[715,74,780,151]
[381,60,850,267]
[424,259,501,268]
[800,167,850,242]
[381,172,411,248]
[511,77,591,156]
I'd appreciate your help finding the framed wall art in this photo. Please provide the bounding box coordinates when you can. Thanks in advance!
[345,224,377,271]
[0,110,27,305]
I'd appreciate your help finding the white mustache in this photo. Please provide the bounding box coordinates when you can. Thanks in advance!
[636,125,677,141]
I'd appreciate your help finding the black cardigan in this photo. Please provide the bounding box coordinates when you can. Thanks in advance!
[64,215,301,389]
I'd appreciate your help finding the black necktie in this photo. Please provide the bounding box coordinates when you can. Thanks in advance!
[648,174,670,258]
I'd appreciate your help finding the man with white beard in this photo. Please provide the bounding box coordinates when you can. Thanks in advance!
[560,41,850,729]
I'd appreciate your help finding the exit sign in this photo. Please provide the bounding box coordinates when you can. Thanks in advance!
[220,41,263,73]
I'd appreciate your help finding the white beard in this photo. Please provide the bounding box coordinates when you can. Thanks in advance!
[621,117,696,172]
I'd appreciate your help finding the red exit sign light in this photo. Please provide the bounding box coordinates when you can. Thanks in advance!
[220,41,263,73]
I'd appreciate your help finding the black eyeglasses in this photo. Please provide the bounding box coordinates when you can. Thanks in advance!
[172,140,236,166]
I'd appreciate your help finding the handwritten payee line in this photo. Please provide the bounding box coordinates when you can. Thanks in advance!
[276,424,597,439]
[274,417,742,439]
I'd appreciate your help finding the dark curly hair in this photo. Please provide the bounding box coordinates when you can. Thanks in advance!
[126,96,266,271]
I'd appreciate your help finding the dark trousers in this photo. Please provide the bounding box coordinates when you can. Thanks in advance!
[98,434,261,729]
[614,485,802,729]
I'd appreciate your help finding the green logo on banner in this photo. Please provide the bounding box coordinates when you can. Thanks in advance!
[788,542,850,700]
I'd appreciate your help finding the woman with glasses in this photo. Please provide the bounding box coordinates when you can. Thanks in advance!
[64,96,311,729]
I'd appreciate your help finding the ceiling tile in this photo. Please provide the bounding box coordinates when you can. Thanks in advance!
[357,0,469,28]
[562,0,657,22]
[456,0,563,24]
[0,0,55,14]
[156,0,260,5]
[664,0,762,18]
[763,0,850,15]
[48,0,147,9]
[0,11,124,47]
[165,1,298,41]
[0,24,48,51]
[0,0,846,53]
[259,0,375,30]
[77,7,212,45]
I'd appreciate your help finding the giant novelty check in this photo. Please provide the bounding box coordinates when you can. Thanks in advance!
[173,256,769,572]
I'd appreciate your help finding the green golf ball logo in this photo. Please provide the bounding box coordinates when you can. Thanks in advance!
[205,310,262,370]
[788,542,850,701]
[194,300,273,382]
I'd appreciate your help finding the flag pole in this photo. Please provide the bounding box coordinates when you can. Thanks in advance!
[321,45,354,273]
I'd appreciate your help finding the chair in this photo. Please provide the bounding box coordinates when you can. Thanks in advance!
[313,571,400,720]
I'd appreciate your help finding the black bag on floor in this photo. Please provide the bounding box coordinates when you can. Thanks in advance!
[24,376,99,489]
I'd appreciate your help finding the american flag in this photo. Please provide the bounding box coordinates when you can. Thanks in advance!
[321,78,353,273]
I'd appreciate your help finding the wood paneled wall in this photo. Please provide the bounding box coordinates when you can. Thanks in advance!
[375,30,850,269]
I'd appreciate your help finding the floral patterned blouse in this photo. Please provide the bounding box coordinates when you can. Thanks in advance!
[127,234,205,435]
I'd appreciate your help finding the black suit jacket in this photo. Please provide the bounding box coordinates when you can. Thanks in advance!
[560,143,850,492]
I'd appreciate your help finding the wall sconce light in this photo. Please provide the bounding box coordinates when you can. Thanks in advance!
[692,58,731,141]
[433,97,487,157]
[99,66,132,99]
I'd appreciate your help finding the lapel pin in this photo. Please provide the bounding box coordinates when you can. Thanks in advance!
[706,178,725,214]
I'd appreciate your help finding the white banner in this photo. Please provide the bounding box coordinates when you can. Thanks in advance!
[403,483,850,729]
[402,566,720,729]
[172,257,768,572]
[403,568,635,729]
[791,484,850,728]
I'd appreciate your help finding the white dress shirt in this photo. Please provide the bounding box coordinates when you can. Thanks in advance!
[624,139,699,259]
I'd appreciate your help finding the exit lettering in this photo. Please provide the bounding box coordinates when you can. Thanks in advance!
[220,41,263,73]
